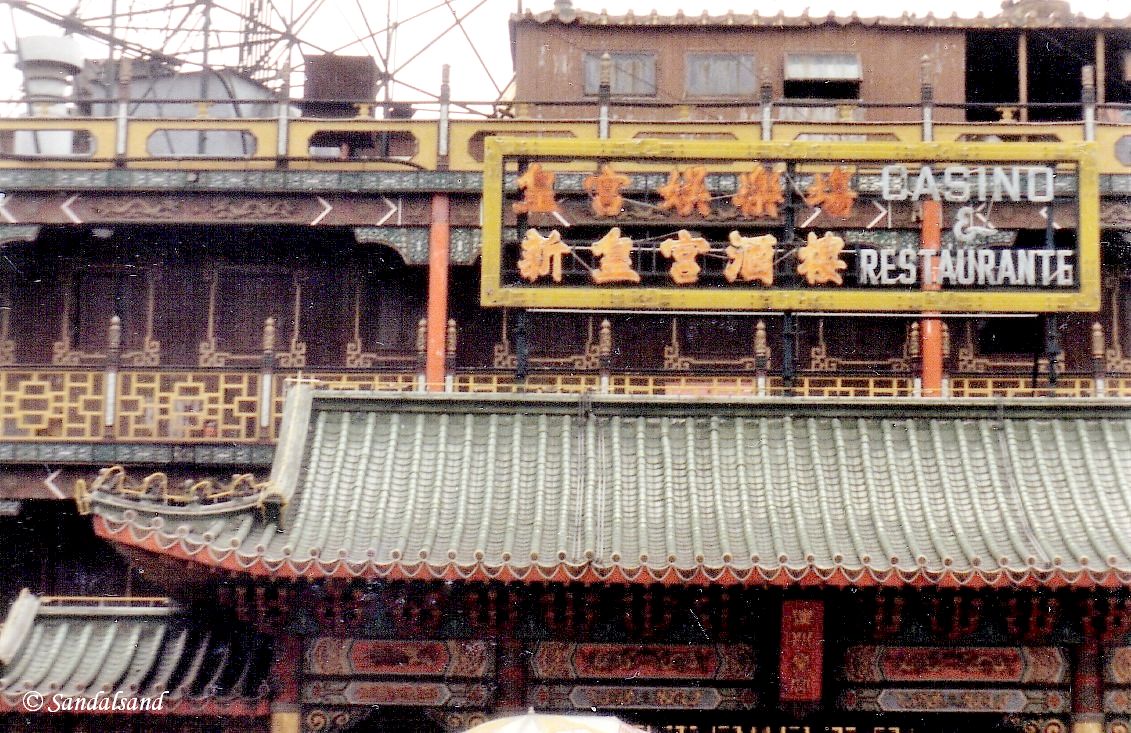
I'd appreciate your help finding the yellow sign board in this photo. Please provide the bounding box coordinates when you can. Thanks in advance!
[480,138,1099,312]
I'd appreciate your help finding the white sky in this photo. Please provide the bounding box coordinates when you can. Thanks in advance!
[0,0,1127,104]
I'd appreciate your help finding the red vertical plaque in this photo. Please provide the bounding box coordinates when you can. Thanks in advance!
[779,599,824,703]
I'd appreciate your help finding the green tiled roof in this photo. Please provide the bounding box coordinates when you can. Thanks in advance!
[91,390,1131,586]
[0,590,271,714]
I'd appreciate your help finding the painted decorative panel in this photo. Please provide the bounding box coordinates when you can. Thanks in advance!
[843,646,1067,684]
[528,685,758,711]
[529,642,755,680]
[305,639,493,678]
[301,680,493,707]
[840,688,1068,714]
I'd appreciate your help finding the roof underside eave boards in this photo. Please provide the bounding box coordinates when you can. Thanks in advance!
[88,393,1131,590]
[89,516,1131,590]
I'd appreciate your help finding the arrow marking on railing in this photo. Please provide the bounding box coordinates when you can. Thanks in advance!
[43,468,66,500]
[60,195,83,224]
[310,196,333,225]
[375,196,398,226]
[866,201,891,229]
[551,210,571,227]
[800,208,822,228]
[1038,206,1061,230]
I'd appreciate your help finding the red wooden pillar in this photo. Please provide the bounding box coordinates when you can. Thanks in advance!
[426,194,451,391]
[779,599,824,708]
[1072,637,1104,733]
[920,199,944,397]
[270,636,303,733]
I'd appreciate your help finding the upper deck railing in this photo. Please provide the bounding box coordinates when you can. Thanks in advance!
[1,92,1129,176]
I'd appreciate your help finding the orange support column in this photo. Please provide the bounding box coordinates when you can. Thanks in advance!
[426,194,450,390]
[920,200,944,397]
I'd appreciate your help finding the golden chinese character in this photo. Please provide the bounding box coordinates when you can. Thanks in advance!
[796,232,848,286]
[659,229,711,285]
[732,166,784,219]
[803,166,856,217]
[517,228,571,283]
[657,165,712,217]
[513,163,557,214]
[583,163,631,217]
[724,231,776,285]
[590,228,640,284]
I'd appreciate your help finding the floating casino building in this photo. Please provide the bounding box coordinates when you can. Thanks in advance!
[2,1,1131,732]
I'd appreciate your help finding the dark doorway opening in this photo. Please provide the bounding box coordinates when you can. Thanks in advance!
[1027,29,1094,121]
[965,31,1020,121]
[1104,31,1131,109]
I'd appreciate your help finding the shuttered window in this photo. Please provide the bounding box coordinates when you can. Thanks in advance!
[685,53,756,97]
[583,52,657,96]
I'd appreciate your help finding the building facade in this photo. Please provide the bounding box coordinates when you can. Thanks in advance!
[1,1,1131,732]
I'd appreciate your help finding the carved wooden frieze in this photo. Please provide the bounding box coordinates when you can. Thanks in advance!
[301,680,493,707]
[843,646,1068,684]
[529,642,756,681]
[305,639,494,678]
[839,688,1068,714]
[528,685,758,711]
[303,707,368,733]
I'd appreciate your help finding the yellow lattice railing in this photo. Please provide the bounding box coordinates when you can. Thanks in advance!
[610,374,761,396]
[770,376,917,398]
[0,369,105,440]
[0,368,1125,443]
[116,370,263,441]
[310,372,420,392]
[454,373,602,394]
[947,375,1096,398]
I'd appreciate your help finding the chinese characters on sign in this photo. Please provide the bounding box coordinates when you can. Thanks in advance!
[797,232,848,286]
[569,162,852,220]
[484,138,1097,312]
[803,166,857,217]
[658,166,713,217]
[733,166,785,219]
[518,229,570,283]
[724,232,776,285]
[515,227,849,287]
[513,163,558,214]
[591,228,641,284]
[583,164,631,217]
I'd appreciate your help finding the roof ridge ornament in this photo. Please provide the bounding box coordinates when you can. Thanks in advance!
[553,0,576,22]
[1000,0,1073,22]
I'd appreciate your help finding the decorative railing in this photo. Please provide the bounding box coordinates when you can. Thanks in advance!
[1,366,1127,444]
[0,79,1128,174]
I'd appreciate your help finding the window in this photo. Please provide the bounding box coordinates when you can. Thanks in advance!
[783,52,862,100]
[976,318,1041,355]
[685,53,756,97]
[1124,49,1131,82]
[359,273,424,352]
[583,52,656,96]
[71,268,150,353]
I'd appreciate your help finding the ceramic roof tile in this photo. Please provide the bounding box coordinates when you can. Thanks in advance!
[0,590,271,714]
[89,392,1131,587]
